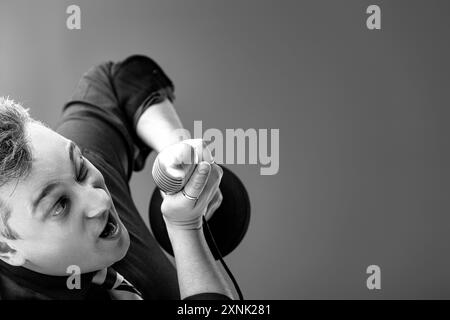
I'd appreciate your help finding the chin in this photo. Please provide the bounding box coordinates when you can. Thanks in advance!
[98,231,130,271]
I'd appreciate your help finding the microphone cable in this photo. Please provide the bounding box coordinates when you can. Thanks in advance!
[202,215,244,300]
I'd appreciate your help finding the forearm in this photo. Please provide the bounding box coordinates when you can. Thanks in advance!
[136,98,188,153]
[166,224,234,299]
[137,99,234,298]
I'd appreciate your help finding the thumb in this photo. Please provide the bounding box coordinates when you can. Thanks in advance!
[182,161,211,200]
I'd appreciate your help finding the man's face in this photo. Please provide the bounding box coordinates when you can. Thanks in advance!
[0,122,130,276]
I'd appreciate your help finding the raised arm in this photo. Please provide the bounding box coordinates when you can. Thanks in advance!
[58,54,180,181]
[160,161,234,299]
[136,97,186,153]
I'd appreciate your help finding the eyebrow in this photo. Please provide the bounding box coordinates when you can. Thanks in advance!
[31,141,79,216]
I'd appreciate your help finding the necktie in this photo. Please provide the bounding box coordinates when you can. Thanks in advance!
[92,267,143,300]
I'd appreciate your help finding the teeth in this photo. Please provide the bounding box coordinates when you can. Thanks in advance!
[107,222,115,233]
[101,223,114,238]
[100,213,118,238]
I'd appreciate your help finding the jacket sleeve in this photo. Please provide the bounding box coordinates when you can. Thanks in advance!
[55,54,175,182]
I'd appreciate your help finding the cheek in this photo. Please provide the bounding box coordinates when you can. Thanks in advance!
[22,224,88,254]
[19,227,106,275]
[8,215,38,240]
[15,216,81,241]
[19,220,84,253]
[20,222,128,274]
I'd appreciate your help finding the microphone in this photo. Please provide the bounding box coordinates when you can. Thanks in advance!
[150,139,245,300]
[152,140,202,194]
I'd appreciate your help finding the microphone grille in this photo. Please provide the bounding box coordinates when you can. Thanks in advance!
[152,156,184,194]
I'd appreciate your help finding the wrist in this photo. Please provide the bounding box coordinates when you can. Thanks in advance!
[166,223,204,245]
[164,215,203,233]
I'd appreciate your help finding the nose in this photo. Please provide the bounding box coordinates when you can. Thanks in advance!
[83,187,111,219]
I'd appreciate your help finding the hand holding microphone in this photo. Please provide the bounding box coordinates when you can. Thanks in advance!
[151,139,244,300]
[152,139,223,230]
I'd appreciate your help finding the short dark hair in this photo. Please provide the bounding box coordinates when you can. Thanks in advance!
[0,97,47,248]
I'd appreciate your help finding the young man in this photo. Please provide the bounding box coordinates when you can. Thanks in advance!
[0,55,233,300]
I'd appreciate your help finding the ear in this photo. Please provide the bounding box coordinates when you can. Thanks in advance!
[0,240,26,267]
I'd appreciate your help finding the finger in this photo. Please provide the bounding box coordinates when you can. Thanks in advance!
[208,189,222,211]
[168,141,197,166]
[197,140,214,163]
[196,164,223,207]
[205,190,220,220]
[156,143,197,180]
[182,161,211,200]
[205,190,223,220]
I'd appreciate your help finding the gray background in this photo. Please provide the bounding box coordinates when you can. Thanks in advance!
[1,0,449,299]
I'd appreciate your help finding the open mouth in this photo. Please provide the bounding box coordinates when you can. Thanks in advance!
[99,211,120,239]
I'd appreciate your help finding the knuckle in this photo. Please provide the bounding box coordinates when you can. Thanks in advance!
[192,179,205,190]
[209,169,217,180]
[161,201,172,215]
[210,165,222,180]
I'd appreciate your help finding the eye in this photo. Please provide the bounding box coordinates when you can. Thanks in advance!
[53,197,68,216]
